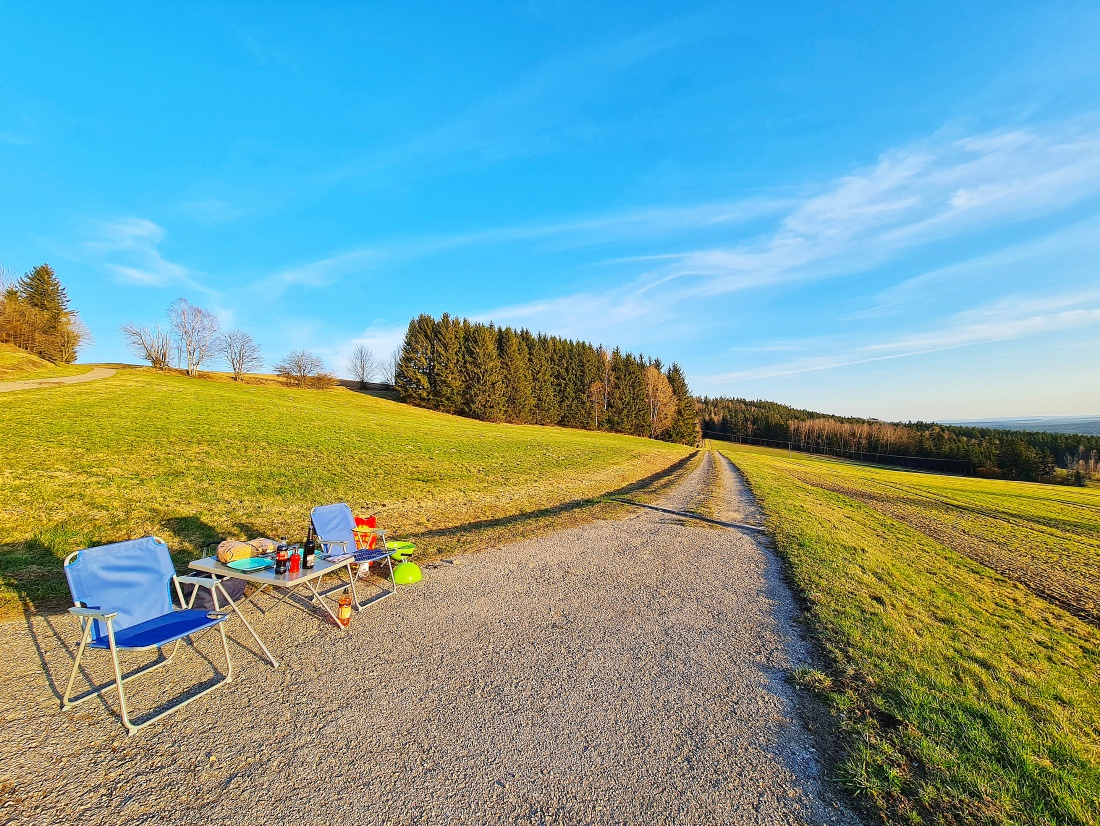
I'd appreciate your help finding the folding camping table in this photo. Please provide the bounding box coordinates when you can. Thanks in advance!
[188,554,361,667]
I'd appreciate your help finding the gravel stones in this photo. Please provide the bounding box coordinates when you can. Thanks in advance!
[0,452,857,825]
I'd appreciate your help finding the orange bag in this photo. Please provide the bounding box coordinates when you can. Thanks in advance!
[353,515,378,550]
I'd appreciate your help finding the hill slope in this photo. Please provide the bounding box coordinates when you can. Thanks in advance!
[0,368,691,615]
[0,342,91,381]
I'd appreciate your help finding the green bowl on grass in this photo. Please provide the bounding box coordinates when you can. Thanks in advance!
[385,540,416,561]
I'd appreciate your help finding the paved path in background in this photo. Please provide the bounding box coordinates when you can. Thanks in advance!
[0,366,116,393]
[0,451,857,826]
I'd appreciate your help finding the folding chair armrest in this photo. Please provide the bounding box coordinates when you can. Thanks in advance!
[320,540,349,554]
[69,606,117,620]
[175,575,221,588]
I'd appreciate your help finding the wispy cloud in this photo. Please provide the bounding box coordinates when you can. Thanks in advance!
[85,218,213,293]
[240,196,787,298]
[641,121,1100,298]
[473,119,1100,343]
[248,248,385,298]
[853,214,1100,318]
[703,289,1100,384]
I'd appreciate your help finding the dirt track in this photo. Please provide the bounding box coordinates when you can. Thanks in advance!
[0,367,116,394]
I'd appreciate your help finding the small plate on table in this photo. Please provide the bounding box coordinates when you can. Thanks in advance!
[225,557,274,572]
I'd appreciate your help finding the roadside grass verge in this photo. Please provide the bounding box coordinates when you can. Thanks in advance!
[715,441,1100,825]
[0,343,90,381]
[0,368,690,618]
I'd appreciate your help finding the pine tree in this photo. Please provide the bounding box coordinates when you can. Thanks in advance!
[665,363,700,446]
[18,264,69,321]
[462,323,505,421]
[498,327,534,423]
[431,312,464,413]
[394,314,435,406]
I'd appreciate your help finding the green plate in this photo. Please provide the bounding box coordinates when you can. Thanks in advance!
[226,557,274,572]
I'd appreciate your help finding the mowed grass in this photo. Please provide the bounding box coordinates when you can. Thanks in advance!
[0,342,91,381]
[715,442,1100,825]
[0,368,690,617]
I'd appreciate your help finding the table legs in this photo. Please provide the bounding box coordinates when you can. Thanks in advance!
[209,582,280,668]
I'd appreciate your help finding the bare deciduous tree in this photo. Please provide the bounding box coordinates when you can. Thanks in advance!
[274,349,335,389]
[598,346,613,415]
[588,380,605,428]
[221,329,264,381]
[121,323,173,370]
[57,315,92,364]
[168,298,221,377]
[346,344,379,389]
[384,348,400,385]
[643,365,676,439]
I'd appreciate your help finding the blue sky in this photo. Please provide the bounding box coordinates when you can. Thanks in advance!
[3,2,1099,420]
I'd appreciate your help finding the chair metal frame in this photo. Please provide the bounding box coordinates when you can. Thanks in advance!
[61,544,272,735]
[310,504,396,608]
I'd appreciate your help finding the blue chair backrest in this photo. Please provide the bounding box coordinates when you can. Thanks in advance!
[311,503,354,551]
[64,537,176,639]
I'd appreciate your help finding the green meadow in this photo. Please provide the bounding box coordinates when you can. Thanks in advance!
[716,441,1100,825]
[0,368,690,617]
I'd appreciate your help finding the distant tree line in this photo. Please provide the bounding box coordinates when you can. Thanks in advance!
[700,397,1100,485]
[395,313,699,445]
[0,263,91,363]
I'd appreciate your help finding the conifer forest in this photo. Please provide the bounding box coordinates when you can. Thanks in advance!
[395,313,700,446]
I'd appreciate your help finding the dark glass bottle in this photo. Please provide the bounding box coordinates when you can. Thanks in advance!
[274,539,289,574]
[303,524,316,569]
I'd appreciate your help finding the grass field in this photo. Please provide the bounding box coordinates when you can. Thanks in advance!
[0,342,91,381]
[714,441,1100,825]
[0,368,691,617]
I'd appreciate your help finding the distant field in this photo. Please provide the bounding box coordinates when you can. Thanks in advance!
[0,342,90,381]
[715,441,1100,825]
[0,368,690,617]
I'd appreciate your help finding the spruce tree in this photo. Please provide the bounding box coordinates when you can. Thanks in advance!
[394,314,435,406]
[18,264,69,321]
[556,340,589,428]
[666,363,700,445]
[498,327,534,423]
[528,332,559,425]
[608,350,649,436]
[462,323,505,421]
[431,313,464,413]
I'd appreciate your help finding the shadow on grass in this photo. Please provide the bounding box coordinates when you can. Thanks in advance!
[404,451,700,555]
[336,379,400,400]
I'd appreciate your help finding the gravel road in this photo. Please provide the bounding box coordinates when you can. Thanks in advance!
[0,451,857,826]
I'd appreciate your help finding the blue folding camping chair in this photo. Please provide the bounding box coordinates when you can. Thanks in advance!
[311,503,395,608]
[62,536,268,735]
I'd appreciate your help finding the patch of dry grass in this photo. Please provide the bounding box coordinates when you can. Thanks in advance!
[0,343,90,381]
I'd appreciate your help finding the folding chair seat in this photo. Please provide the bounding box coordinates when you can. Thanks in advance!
[61,536,241,735]
[311,503,395,607]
